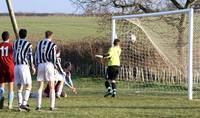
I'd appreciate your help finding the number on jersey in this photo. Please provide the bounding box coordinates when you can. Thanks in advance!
[0,46,9,56]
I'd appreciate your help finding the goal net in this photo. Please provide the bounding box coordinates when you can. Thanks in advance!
[112,9,200,100]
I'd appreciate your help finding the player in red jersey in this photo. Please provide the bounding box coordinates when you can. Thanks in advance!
[0,31,14,110]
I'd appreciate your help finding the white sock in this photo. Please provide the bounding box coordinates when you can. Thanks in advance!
[57,83,63,96]
[17,91,23,107]
[50,89,55,108]
[23,89,31,106]
[8,91,14,108]
[37,89,42,108]
[108,87,112,93]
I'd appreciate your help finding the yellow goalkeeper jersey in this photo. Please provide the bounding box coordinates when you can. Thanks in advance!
[107,46,121,66]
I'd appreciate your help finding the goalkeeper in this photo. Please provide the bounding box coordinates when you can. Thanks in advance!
[103,39,121,97]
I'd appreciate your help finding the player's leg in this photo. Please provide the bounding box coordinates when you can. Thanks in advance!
[105,80,111,93]
[7,70,14,110]
[111,66,120,97]
[7,82,14,109]
[0,71,6,109]
[46,62,56,110]
[23,84,32,106]
[22,65,32,107]
[16,65,30,112]
[111,80,117,97]
[14,66,24,110]
[56,74,65,98]
[0,82,5,109]
[36,64,45,110]
[56,80,64,98]
[48,80,55,110]
[104,67,112,97]
[36,81,44,110]
[55,81,60,93]
[17,83,23,110]
[21,83,31,111]
[104,80,113,97]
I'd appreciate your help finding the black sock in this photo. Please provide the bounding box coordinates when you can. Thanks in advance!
[111,82,116,94]
[105,81,111,92]
[105,81,110,88]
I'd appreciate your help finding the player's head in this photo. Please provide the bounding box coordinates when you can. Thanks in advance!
[113,39,120,46]
[2,31,9,41]
[64,61,72,70]
[19,29,27,39]
[45,30,53,40]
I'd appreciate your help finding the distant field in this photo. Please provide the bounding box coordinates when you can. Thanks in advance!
[0,77,200,118]
[0,16,107,42]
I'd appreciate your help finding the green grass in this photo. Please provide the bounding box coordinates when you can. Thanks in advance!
[0,16,106,42]
[0,77,200,118]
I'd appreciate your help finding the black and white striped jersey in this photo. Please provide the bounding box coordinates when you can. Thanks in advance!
[13,39,34,68]
[56,57,65,75]
[35,39,57,66]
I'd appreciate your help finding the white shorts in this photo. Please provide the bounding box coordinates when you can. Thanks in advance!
[14,65,32,85]
[37,62,55,82]
[55,69,65,82]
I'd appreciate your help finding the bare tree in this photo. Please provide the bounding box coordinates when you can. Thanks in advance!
[70,0,195,13]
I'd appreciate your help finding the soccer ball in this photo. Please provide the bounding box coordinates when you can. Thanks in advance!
[128,34,136,44]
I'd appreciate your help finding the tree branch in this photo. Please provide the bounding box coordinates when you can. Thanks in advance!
[112,0,155,13]
[170,0,184,9]
[185,0,198,8]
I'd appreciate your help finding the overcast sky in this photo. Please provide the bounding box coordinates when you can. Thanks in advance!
[0,0,80,13]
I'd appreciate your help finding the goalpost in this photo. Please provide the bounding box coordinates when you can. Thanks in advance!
[112,9,194,100]
[5,0,19,39]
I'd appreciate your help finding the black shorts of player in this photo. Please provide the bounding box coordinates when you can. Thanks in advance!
[107,66,120,80]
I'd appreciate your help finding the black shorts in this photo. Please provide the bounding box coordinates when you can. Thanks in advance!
[107,66,120,80]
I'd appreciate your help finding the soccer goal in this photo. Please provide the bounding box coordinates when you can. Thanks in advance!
[111,9,199,100]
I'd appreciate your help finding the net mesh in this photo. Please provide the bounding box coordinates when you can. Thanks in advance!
[114,11,200,98]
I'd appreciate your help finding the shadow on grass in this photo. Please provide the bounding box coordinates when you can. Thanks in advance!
[58,105,200,110]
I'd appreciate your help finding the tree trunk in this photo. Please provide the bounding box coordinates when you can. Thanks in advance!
[177,14,187,81]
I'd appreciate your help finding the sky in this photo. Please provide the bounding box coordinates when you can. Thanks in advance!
[0,0,80,13]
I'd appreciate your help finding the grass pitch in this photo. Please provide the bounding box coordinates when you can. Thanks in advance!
[0,16,106,42]
[0,77,200,118]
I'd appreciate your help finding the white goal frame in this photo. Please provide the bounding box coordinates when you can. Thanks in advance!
[112,9,194,100]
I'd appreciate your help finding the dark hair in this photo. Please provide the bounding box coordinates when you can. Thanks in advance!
[2,31,9,41]
[113,39,120,46]
[19,29,27,39]
[64,62,71,68]
[45,31,53,38]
